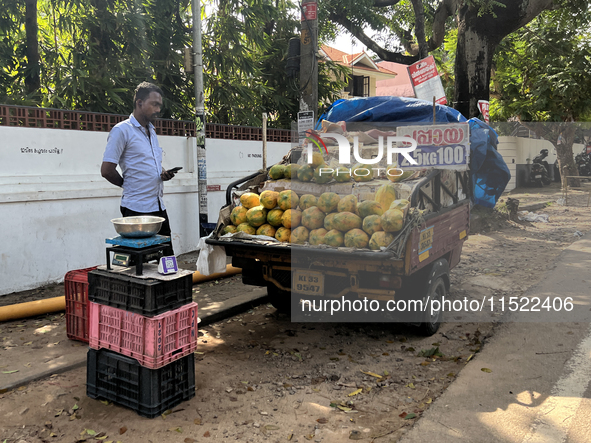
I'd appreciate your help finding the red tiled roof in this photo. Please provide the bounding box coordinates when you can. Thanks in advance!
[321,45,397,76]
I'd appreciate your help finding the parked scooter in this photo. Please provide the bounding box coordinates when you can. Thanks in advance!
[529,149,552,187]
[575,150,591,177]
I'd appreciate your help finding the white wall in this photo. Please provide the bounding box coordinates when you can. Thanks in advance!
[497,136,517,191]
[1,126,290,295]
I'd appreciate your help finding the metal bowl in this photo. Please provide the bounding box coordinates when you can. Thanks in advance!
[111,216,165,238]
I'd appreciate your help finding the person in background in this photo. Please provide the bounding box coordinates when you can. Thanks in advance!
[101,81,179,239]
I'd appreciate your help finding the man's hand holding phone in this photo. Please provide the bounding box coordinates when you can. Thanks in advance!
[161,166,182,181]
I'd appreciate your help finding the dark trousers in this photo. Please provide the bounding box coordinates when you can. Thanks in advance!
[120,206,173,238]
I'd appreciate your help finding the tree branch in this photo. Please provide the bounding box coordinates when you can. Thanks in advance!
[428,0,460,51]
[372,0,403,7]
[410,0,428,58]
[328,11,419,64]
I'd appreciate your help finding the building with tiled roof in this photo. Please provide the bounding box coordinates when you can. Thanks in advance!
[320,45,398,99]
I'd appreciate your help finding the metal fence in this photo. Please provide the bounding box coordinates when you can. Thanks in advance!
[0,104,294,142]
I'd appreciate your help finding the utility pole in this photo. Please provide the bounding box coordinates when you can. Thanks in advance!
[299,0,318,121]
[193,0,208,237]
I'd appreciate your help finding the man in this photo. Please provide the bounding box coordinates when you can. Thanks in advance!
[101,82,178,238]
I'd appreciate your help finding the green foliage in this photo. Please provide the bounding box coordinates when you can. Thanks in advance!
[0,0,344,127]
[492,5,591,122]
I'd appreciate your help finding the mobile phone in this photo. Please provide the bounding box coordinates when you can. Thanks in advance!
[168,167,183,173]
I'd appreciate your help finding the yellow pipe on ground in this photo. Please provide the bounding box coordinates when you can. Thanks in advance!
[0,266,243,322]
[0,296,65,323]
[192,264,241,284]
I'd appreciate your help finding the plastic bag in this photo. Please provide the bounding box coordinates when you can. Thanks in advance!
[196,233,227,275]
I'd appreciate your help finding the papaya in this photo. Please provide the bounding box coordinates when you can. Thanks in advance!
[299,194,318,211]
[236,223,256,235]
[314,166,333,184]
[309,228,328,245]
[259,190,279,209]
[278,190,299,211]
[223,225,238,235]
[381,208,404,232]
[285,164,300,179]
[269,164,286,180]
[230,206,248,225]
[324,212,338,231]
[247,205,269,227]
[333,166,351,183]
[344,228,370,249]
[297,165,314,182]
[240,192,260,209]
[351,163,374,182]
[311,152,325,169]
[369,231,396,250]
[317,192,340,213]
[337,195,357,213]
[358,200,384,219]
[301,207,326,230]
[333,212,362,231]
[362,215,383,236]
[386,165,414,183]
[389,199,410,217]
[324,229,344,247]
[282,209,301,229]
[290,226,310,244]
[267,208,284,227]
[275,226,291,242]
[256,224,276,238]
[246,205,268,227]
[374,183,397,212]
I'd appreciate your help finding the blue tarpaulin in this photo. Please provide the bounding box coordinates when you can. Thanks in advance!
[316,97,510,208]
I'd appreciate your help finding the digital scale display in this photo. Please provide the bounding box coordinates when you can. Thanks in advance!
[112,253,131,267]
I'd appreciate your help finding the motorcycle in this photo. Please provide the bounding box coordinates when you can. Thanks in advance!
[575,150,591,177]
[529,149,552,187]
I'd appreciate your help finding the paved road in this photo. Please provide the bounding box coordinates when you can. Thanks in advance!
[400,232,591,443]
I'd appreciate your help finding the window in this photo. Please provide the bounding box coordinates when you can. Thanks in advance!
[345,75,370,97]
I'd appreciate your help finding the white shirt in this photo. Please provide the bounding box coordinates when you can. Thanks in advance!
[103,114,165,212]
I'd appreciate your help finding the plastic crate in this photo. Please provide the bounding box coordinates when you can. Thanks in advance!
[65,266,98,343]
[86,348,195,418]
[88,269,193,317]
[88,301,198,369]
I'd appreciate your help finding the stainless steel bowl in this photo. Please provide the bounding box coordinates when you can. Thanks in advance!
[111,216,166,238]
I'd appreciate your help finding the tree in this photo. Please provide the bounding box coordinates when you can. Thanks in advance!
[320,0,573,118]
[491,5,591,180]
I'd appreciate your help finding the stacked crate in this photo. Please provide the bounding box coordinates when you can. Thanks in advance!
[85,265,197,418]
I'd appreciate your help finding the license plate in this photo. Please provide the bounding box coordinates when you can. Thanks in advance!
[293,270,324,296]
[535,175,542,178]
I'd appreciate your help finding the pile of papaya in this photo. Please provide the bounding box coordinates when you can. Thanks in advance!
[223,183,410,251]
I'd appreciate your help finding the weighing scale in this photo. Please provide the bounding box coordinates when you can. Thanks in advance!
[105,235,173,276]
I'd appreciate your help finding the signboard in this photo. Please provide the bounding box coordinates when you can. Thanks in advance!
[301,1,317,21]
[478,100,490,123]
[207,184,221,192]
[407,56,447,105]
[396,123,470,170]
[298,111,315,144]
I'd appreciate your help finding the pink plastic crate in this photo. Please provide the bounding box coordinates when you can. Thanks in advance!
[88,301,198,369]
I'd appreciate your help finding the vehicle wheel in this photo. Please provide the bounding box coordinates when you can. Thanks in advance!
[542,176,552,185]
[267,284,292,314]
[418,276,446,336]
[535,178,543,187]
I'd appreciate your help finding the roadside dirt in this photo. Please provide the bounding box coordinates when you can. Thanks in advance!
[1,183,590,443]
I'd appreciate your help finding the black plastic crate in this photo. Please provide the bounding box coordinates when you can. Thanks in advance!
[88,269,193,317]
[86,348,195,418]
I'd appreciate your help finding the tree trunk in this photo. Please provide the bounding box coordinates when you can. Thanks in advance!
[454,5,501,118]
[25,0,40,95]
[452,1,554,118]
[555,124,579,187]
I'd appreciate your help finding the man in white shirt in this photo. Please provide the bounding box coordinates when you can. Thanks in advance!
[101,82,178,237]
